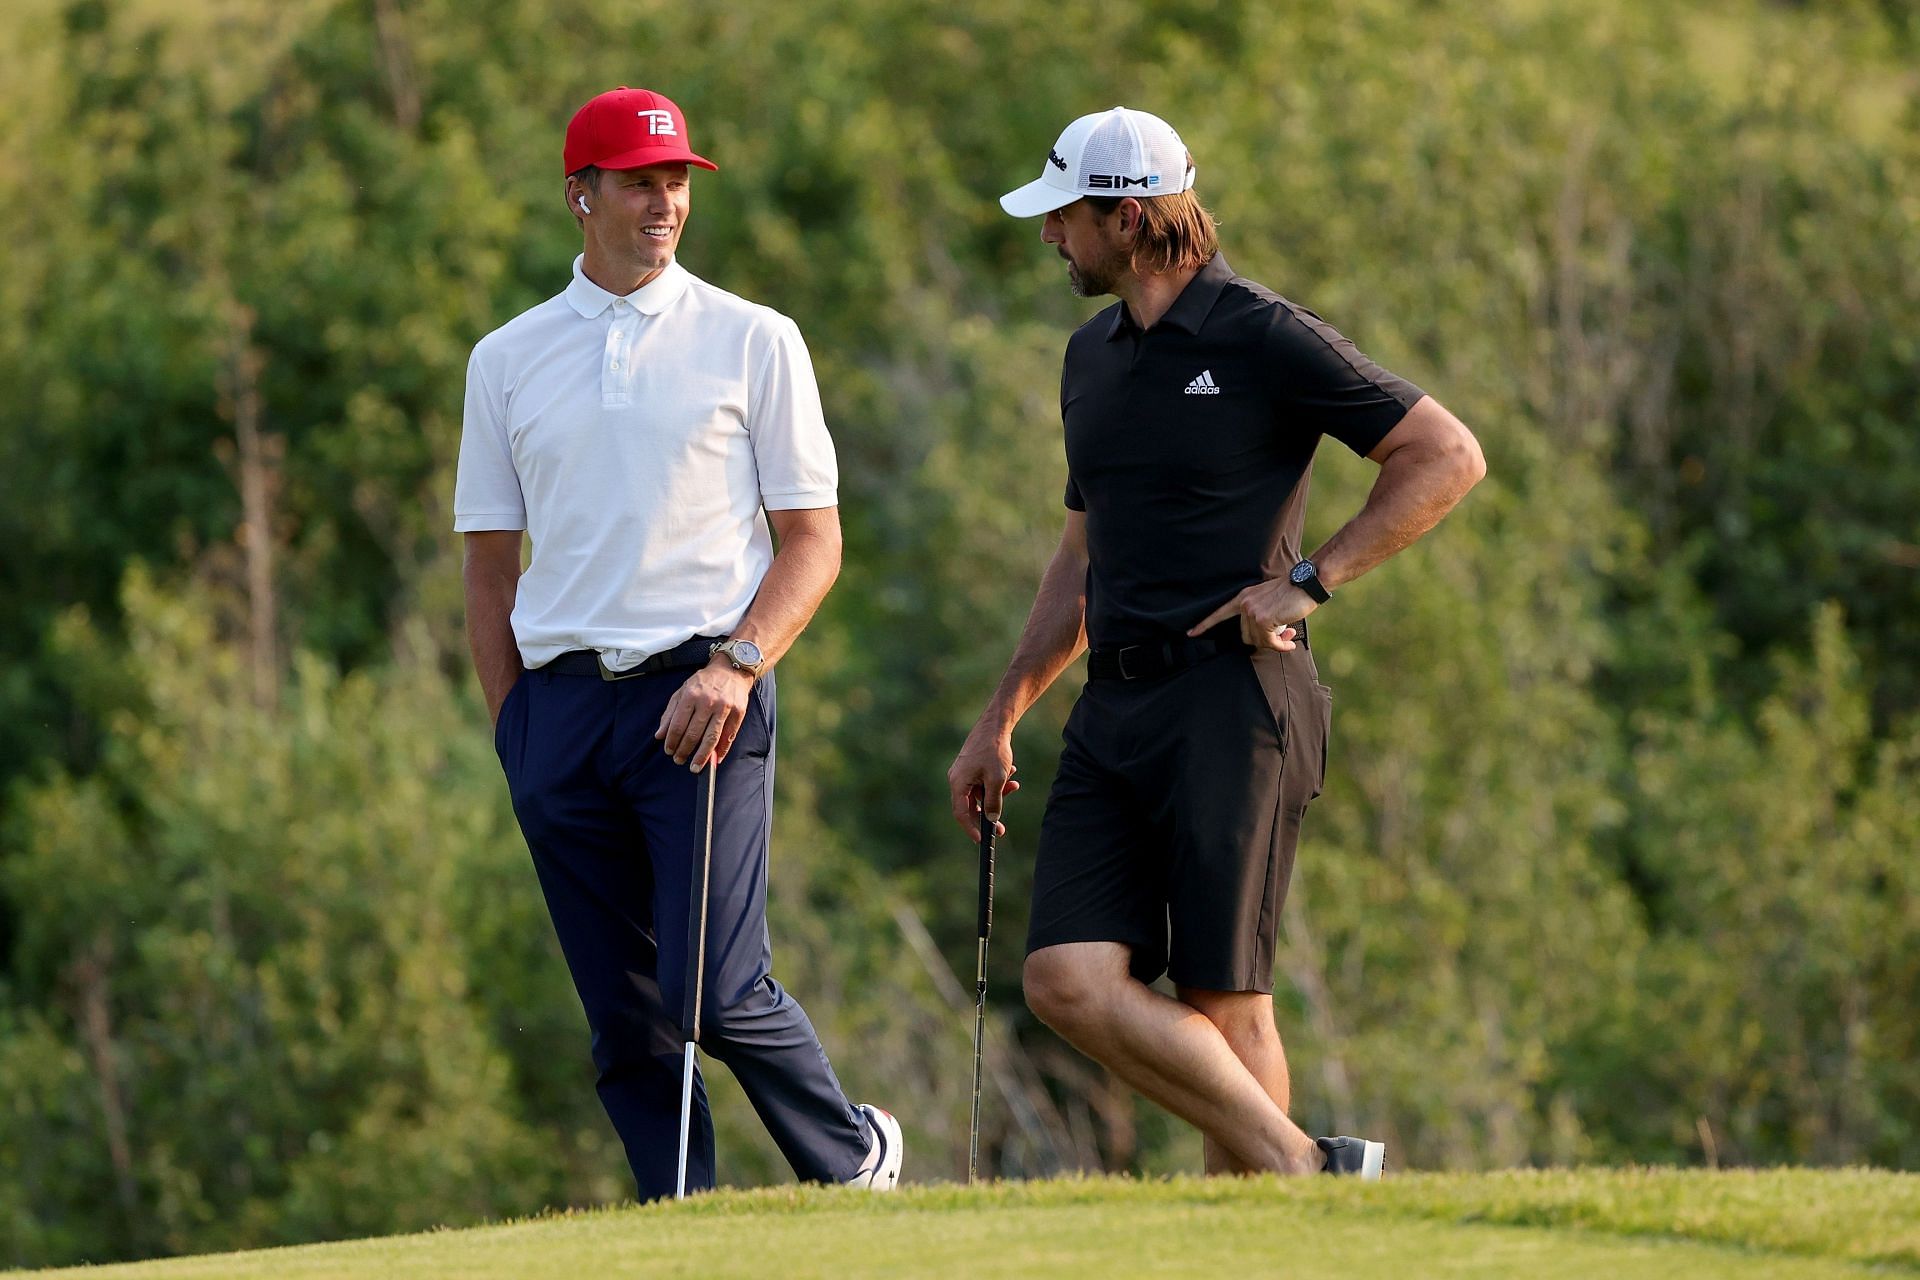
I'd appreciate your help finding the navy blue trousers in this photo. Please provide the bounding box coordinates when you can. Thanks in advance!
[493,662,867,1198]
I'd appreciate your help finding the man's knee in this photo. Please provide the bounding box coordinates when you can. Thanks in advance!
[1023,945,1120,1037]
[694,975,791,1062]
[1179,986,1277,1051]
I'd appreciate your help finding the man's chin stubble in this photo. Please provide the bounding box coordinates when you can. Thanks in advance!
[1068,266,1107,298]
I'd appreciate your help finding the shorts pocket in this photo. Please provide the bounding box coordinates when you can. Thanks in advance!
[1245,652,1289,755]
[1308,681,1332,800]
[1246,653,1330,800]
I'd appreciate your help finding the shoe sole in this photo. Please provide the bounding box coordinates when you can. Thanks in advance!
[1359,1140,1385,1180]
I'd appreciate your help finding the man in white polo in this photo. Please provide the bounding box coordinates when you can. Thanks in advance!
[455,86,900,1199]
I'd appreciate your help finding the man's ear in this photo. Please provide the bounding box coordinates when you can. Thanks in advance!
[1117,197,1144,237]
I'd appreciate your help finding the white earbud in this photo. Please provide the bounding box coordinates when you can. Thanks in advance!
[577,195,591,215]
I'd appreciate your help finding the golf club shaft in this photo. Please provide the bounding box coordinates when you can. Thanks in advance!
[675,1043,695,1198]
[675,759,720,1200]
[969,810,995,1182]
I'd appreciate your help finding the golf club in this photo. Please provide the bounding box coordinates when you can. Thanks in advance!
[675,757,719,1200]
[969,793,996,1183]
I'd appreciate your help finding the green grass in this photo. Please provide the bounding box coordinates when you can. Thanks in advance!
[19,1170,1918,1279]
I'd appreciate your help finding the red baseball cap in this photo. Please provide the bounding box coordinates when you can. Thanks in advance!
[563,87,717,176]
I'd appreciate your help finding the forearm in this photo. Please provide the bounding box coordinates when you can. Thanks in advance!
[1315,430,1484,591]
[948,518,1087,833]
[979,547,1088,735]
[729,526,842,672]
[463,557,523,718]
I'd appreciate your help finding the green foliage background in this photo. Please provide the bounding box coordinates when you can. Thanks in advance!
[1,0,1915,1265]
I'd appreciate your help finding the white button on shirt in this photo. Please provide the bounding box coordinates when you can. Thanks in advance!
[454,256,839,671]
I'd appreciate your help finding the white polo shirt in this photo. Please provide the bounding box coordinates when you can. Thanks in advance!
[454,256,838,670]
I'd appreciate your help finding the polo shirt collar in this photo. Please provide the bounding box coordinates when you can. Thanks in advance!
[564,255,691,318]
[1106,252,1235,341]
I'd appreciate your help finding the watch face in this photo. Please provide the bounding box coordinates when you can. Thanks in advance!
[732,640,763,667]
[1290,561,1315,585]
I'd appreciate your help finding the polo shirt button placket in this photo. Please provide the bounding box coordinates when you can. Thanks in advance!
[604,300,632,404]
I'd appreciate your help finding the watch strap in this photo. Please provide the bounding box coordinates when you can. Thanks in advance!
[1292,560,1331,604]
[712,638,765,677]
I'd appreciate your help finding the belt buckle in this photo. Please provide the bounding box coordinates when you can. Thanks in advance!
[1115,645,1146,681]
[597,654,644,682]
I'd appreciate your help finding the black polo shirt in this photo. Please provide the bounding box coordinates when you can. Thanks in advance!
[1062,253,1424,648]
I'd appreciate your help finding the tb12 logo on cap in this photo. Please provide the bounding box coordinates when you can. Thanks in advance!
[638,109,678,136]
[1088,174,1162,190]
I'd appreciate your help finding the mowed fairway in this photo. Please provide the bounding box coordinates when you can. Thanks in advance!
[20,1170,1917,1279]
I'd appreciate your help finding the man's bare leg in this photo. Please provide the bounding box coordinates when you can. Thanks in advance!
[1024,942,1322,1173]
[1179,986,1292,1174]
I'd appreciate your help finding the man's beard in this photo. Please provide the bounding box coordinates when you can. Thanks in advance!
[1065,246,1126,298]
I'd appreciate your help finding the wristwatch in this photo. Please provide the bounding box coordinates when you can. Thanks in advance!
[1288,559,1331,604]
[711,637,766,678]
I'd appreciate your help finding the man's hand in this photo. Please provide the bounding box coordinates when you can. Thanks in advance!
[464,529,525,733]
[1188,580,1311,651]
[948,723,1021,841]
[656,658,755,772]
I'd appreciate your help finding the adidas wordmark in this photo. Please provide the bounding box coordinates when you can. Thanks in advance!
[1185,370,1221,395]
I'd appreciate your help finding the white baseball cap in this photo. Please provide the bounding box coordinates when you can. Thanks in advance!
[999,106,1197,218]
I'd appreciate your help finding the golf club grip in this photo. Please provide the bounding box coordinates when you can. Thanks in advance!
[977,821,995,941]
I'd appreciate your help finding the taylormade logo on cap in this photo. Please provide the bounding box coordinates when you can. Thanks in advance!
[1000,107,1197,218]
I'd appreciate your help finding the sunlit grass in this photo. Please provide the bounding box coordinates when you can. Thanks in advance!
[21,1168,1915,1279]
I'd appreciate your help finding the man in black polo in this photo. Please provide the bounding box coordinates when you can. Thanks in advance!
[948,106,1484,1178]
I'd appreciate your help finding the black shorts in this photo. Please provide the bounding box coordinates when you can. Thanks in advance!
[1026,647,1330,993]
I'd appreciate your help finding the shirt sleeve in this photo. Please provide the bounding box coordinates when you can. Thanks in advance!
[1062,348,1085,510]
[747,315,839,510]
[452,345,528,532]
[1270,302,1425,457]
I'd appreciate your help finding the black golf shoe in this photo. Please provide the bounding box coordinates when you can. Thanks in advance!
[1315,1135,1386,1179]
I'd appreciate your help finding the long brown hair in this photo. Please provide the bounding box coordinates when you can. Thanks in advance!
[1087,188,1219,275]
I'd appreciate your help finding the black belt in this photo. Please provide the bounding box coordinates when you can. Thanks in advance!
[1087,618,1306,682]
[541,635,723,680]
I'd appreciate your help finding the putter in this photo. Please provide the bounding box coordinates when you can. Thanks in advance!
[968,795,996,1183]
[675,756,719,1200]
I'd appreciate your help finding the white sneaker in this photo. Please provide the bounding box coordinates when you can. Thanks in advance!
[846,1104,903,1190]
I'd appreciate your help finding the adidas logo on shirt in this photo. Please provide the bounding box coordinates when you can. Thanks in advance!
[1185,369,1222,395]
